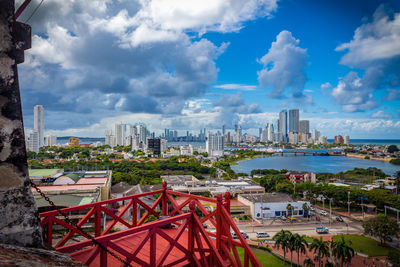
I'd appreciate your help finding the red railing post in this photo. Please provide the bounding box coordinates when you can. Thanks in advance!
[132,198,137,227]
[216,194,222,251]
[188,200,196,260]
[150,230,156,266]
[95,205,101,237]
[162,181,168,216]
[47,216,53,246]
[100,242,107,267]
[224,192,231,214]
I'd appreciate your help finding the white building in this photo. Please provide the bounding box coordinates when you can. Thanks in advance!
[267,123,274,142]
[45,135,57,146]
[319,135,328,144]
[161,139,168,152]
[115,123,125,146]
[288,132,298,144]
[344,135,350,145]
[206,132,224,157]
[238,193,310,219]
[34,105,44,147]
[311,129,320,141]
[260,127,268,142]
[137,124,147,146]
[27,130,39,153]
[131,134,140,150]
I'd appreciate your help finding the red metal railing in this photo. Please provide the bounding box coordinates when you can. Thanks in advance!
[40,182,261,267]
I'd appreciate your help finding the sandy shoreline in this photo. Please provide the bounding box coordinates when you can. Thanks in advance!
[345,153,393,162]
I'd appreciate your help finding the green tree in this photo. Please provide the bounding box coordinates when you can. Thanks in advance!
[273,230,291,262]
[303,258,314,267]
[293,233,308,267]
[302,202,310,217]
[362,214,400,244]
[286,203,294,217]
[331,235,355,267]
[309,237,330,267]
[387,145,399,153]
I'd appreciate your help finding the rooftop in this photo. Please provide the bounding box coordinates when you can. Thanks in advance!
[28,168,62,177]
[240,193,294,203]
[34,194,96,208]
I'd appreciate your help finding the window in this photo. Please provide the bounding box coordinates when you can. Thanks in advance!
[299,210,303,215]
[257,213,260,218]
[275,211,281,216]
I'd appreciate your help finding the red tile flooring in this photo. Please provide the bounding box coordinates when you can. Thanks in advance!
[70,228,212,267]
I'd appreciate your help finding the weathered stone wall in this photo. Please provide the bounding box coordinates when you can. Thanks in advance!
[0,0,43,247]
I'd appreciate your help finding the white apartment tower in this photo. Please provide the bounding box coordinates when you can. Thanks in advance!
[206,132,224,157]
[267,123,274,142]
[28,131,39,153]
[34,105,44,147]
[115,123,125,146]
[138,124,147,146]
[45,135,57,146]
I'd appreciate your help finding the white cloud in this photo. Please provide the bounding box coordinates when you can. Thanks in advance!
[336,6,400,66]
[214,83,257,91]
[257,30,308,99]
[304,89,313,93]
[332,5,400,112]
[383,88,400,101]
[321,82,332,89]
[371,110,392,119]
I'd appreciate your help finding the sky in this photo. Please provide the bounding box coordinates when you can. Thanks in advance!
[16,0,400,139]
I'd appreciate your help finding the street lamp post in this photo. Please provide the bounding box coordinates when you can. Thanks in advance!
[329,198,332,228]
[347,191,350,216]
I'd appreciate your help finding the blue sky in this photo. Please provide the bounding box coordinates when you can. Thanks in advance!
[17,0,400,138]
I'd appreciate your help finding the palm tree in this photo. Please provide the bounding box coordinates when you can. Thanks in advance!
[302,202,310,218]
[309,237,330,267]
[273,230,291,262]
[286,203,294,217]
[286,232,295,267]
[331,235,355,267]
[293,233,308,267]
[303,258,314,267]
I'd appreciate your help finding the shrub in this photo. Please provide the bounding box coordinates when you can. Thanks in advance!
[364,156,370,159]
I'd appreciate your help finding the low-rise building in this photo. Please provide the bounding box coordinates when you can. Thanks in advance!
[283,171,316,184]
[238,193,310,219]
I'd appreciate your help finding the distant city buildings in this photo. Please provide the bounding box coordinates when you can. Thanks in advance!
[334,135,344,144]
[45,135,57,146]
[344,135,350,145]
[288,109,299,133]
[34,105,44,147]
[206,132,224,157]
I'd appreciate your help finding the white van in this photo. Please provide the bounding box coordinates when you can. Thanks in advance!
[256,232,270,238]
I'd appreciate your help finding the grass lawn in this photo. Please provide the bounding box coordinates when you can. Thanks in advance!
[234,247,289,267]
[333,234,399,257]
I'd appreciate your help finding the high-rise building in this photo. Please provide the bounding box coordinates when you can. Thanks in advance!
[45,135,57,146]
[233,125,242,144]
[319,136,328,144]
[311,129,320,141]
[334,135,344,144]
[147,138,161,157]
[34,105,44,147]
[288,132,298,144]
[206,132,224,157]
[28,131,39,153]
[279,110,287,140]
[222,125,226,136]
[344,135,350,145]
[115,123,125,146]
[267,123,274,142]
[138,124,147,146]
[299,120,309,134]
[129,125,137,136]
[260,126,268,142]
[288,109,299,133]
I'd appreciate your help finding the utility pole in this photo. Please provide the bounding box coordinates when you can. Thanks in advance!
[0,0,43,247]
[347,191,350,216]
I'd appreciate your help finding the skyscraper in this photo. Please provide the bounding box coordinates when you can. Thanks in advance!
[279,110,287,140]
[299,120,310,134]
[222,125,226,136]
[34,105,44,147]
[288,109,299,133]
[267,123,274,142]
[206,132,224,157]
[45,135,57,146]
[138,124,147,145]
[115,123,125,146]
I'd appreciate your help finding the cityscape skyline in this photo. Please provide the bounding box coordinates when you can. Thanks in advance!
[18,0,400,139]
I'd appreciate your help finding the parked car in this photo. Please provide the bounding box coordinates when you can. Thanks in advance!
[385,236,393,242]
[280,215,287,220]
[287,216,296,221]
[316,226,329,234]
[232,231,249,239]
[321,210,328,216]
[257,232,270,238]
[336,216,344,222]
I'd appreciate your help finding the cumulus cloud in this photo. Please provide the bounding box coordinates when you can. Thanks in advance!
[331,72,377,112]
[16,0,276,132]
[383,89,400,101]
[257,30,308,99]
[214,84,257,91]
[332,5,400,112]
[371,110,392,119]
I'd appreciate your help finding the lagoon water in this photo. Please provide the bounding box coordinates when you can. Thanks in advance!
[231,155,400,176]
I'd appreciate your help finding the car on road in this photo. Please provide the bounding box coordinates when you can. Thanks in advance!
[280,215,287,220]
[385,236,393,242]
[316,226,329,234]
[321,210,328,216]
[232,231,249,239]
[256,232,270,238]
[336,216,344,222]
